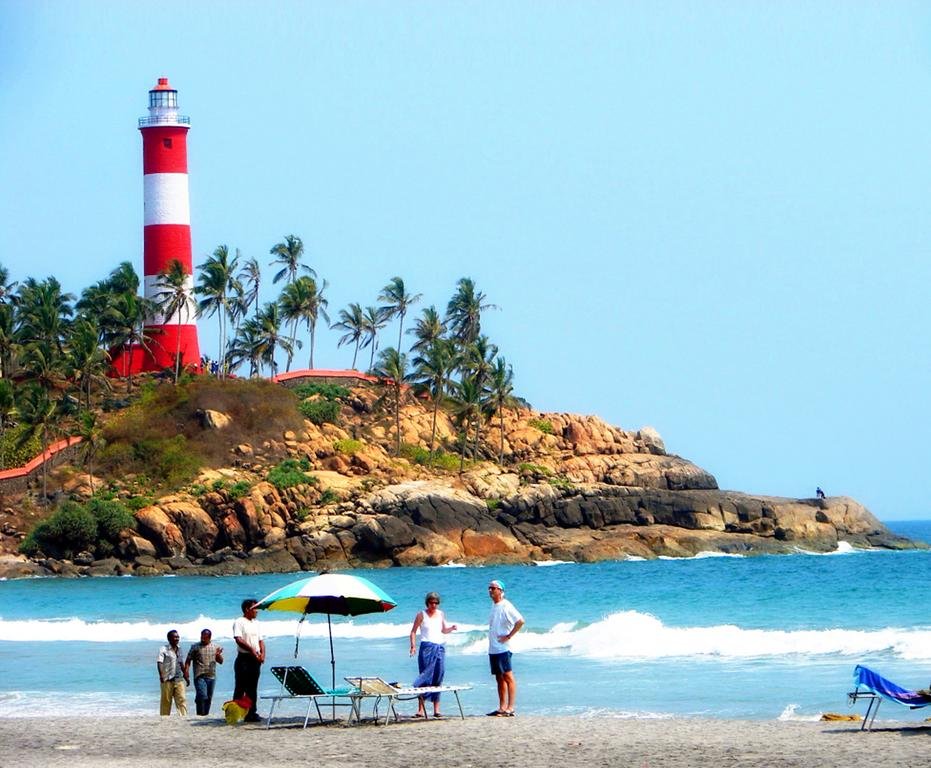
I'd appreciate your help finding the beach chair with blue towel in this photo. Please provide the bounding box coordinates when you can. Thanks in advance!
[847,665,931,730]
[262,666,356,729]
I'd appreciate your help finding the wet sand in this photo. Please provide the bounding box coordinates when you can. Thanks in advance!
[1,713,929,768]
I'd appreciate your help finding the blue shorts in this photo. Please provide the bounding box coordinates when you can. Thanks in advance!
[489,651,513,676]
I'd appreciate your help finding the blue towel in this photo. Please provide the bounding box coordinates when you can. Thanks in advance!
[413,641,446,703]
[853,665,931,708]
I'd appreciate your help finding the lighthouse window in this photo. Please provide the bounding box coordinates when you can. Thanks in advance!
[163,138,173,149]
[149,91,178,109]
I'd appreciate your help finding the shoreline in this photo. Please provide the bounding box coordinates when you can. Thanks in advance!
[3,715,929,767]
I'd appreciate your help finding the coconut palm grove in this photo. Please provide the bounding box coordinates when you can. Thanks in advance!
[0,235,521,557]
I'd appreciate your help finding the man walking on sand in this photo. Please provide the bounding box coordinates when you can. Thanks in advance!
[157,629,189,716]
[185,628,224,716]
[486,579,524,717]
[233,599,265,723]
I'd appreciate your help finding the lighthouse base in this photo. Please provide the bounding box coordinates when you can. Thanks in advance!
[109,325,201,377]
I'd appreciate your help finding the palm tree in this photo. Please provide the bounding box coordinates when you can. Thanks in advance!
[104,292,154,393]
[445,277,497,347]
[153,259,194,383]
[279,276,329,370]
[106,261,141,295]
[408,305,445,354]
[450,375,483,472]
[487,356,516,465]
[254,302,292,377]
[67,318,110,409]
[16,384,58,502]
[361,305,388,372]
[237,256,262,317]
[0,378,15,450]
[228,317,263,378]
[373,347,412,456]
[72,409,103,493]
[15,277,74,355]
[269,234,314,285]
[0,302,17,380]
[18,340,68,395]
[0,263,18,306]
[462,336,498,459]
[412,338,456,464]
[331,302,366,370]
[379,276,422,353]
[196,245,241,378]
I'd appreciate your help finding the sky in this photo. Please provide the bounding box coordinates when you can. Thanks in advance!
[2,1,930,521]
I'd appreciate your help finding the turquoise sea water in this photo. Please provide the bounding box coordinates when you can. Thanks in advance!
[0,520,929,722]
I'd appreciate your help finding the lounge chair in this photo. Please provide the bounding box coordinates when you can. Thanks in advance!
[262,666,356,729]
[343,676,472,724]
[847,665,931,730]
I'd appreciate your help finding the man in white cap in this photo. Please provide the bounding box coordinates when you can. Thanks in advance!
[487,579,524,717]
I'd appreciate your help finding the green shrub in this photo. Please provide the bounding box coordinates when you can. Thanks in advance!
[189,484,207,497]
[334,438,362,455]
[293,382,350,401]
[528,418,554,435]
[124,496,154,511]
[211,479,226,492]
[548,475,575,491]
[399,443,463,472]
[20,501,98,559]
[318,489,339,506]
[86,497,136,541]
[486,498,501,511]
[267,459,318,490]
[228,480,252,499]
[299,399,341,426]
[518,462,552,477]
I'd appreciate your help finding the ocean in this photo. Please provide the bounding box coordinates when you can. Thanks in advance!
[1,520,929,723]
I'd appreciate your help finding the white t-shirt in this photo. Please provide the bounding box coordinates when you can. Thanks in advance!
[418,609,447,645]
[488,598,523,654]
[232,616,262,655]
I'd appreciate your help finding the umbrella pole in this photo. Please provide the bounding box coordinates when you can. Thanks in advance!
[328,613,336,720]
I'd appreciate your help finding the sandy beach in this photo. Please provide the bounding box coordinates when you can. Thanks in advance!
[2,714,928,768]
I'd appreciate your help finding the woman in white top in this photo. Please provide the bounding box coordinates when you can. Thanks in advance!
[408,591,457,718]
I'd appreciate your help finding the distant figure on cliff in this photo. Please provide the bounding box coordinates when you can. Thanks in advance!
[816,487,826,499]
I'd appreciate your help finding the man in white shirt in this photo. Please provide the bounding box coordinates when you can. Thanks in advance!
[487,579,524,717]
[232,599,265,723]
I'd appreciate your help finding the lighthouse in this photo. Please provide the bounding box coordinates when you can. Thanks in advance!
[137,77,200,373]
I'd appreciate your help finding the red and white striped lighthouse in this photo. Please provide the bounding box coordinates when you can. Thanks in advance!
[137,77,200,372]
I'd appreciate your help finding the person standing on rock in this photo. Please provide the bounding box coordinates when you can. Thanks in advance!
[185,628,224,716]
[487,579,524,717]
[409,591,457,718]
[232,599,265,723]
[157,629,189,716]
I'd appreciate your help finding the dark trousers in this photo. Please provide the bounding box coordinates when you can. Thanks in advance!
[234,653,261,717]
[193,675,215,716]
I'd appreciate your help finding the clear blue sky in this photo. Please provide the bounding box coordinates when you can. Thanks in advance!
[2,2,930,520]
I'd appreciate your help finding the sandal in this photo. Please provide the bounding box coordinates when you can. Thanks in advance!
[486,710,507,717]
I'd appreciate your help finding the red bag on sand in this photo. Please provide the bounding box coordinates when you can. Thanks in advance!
[222,695,253,724]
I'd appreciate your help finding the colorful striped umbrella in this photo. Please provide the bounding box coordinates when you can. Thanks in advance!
[255,573,397,688]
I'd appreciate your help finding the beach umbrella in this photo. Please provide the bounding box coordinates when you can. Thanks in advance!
[255,573,397,689]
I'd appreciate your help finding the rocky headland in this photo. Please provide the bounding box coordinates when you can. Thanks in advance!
[0,378,918,578]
